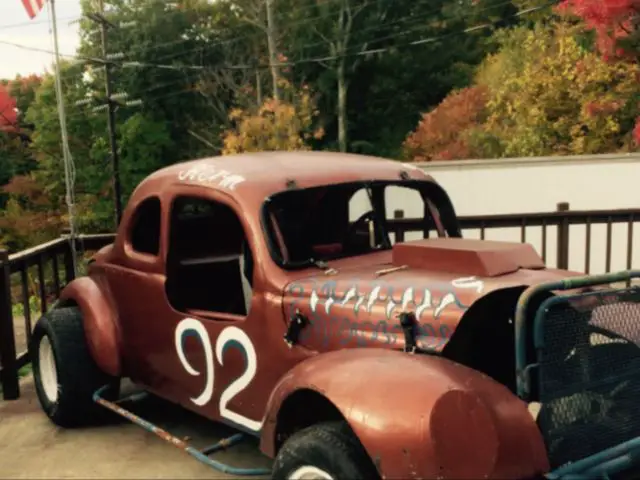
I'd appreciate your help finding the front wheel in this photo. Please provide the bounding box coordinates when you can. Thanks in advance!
[272,421,379,480]
[31,306,119,428]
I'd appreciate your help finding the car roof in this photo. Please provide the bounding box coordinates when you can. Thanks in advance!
[135,151,435,206]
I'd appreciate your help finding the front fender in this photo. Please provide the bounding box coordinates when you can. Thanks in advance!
[262,349,549,479]
[59,275,122,377]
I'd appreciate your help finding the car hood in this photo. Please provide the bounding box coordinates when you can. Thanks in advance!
[282,238,584,352]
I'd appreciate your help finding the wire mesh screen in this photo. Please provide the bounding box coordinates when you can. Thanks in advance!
[536,286,640,469]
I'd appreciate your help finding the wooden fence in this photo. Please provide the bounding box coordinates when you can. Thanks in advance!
[1,202,638,400]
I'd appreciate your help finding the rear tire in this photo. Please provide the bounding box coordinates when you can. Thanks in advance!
[30,306,119,428]
[272,421,379,480]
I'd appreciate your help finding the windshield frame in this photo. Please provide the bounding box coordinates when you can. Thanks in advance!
[260,179,462,270]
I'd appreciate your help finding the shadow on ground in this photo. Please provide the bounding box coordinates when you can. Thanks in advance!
[0,377,272,479]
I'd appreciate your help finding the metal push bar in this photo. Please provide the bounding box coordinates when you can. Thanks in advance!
[93,385,272,477]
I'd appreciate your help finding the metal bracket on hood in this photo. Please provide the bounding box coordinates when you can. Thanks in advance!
[398,311,418,354]
[284,309,309,348]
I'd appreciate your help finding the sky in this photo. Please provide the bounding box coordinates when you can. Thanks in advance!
[0,0,83,79]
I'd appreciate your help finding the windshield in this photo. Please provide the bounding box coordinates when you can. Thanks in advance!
[262,180,461,268]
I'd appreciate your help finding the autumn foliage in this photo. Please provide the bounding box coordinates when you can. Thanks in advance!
[559,0,640,59]
[0,83,18,132]
[559,0,640,145]
[405,21,640,160]
[402,86,488,161]
[0,175,63,251]
[222,81,324,154]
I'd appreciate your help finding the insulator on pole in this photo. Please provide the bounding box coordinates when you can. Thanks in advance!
[110,92,129,101]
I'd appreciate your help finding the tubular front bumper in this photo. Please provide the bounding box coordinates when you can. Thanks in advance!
[545,435,640,479]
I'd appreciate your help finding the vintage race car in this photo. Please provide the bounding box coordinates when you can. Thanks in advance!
[30,151,640,479]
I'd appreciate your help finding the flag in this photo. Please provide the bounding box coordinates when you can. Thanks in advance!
[21,0,46,20]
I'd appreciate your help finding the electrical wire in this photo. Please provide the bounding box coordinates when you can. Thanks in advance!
[1,0,556,82]
[115,0,559,72]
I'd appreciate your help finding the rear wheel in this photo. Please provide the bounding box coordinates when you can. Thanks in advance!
[31,306,119,427]
[272,421,379,480]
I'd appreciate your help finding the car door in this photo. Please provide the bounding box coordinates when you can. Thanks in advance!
[154,190,273,433]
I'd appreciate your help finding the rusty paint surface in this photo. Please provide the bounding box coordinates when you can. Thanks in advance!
[57,151,585,479]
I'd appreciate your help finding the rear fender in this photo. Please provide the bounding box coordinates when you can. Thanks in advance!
[58,275,122,377]
[261,348,549,479]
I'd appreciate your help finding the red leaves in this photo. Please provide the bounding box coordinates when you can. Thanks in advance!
[634,117,640,145]
[0,83,18,132]
[403,85,488,162]
[585,100,624,117]
[560,0,640,149]
[559,0,640,59]
[2,175,50,207]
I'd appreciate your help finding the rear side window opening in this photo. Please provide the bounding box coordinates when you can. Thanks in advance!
[262,180,462,269]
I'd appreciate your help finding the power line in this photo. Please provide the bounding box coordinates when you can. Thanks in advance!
[7,0,545,94]
[13,0,556,125]
[112,0,559,72]
[2,0,557,127]
[1,0,552,81]
[103,0,505,69]
[105,0,543,72]
[0,15,80,30]
[89,0,377,57]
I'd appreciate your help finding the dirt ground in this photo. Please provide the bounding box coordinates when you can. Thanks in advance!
[0,378,272,479]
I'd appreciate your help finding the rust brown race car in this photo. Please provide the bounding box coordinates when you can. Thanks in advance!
[30,151,640,479]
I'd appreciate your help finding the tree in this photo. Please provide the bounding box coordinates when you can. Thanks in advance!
[403,85,489,161]
[477,22,640,156]
[558,0,640,59]
[24,60,113,233]
[407,21,640,159]
[0,174,63,251]
[559,0,640,145]
[222,82,324,153]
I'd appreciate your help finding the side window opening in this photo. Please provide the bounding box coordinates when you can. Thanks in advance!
[165,196,253,317]
[129,196,161,255]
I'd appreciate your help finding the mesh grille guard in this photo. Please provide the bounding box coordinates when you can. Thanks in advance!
[514,271,640,479]
[538,286,640,469]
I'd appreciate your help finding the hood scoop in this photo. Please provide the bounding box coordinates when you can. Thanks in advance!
[391,237,545,278]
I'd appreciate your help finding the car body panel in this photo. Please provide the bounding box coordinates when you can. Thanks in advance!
[59,274,122,376]
[262,348,549,479]
[282,248,583,353]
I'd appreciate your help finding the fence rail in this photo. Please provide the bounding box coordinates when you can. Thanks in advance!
[0,234,115,400]
[1,203,639,401]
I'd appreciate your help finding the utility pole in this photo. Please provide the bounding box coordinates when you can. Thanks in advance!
[265,0,280,101]
[85,0,123,228]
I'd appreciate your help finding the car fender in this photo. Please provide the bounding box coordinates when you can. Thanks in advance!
[58,275,122,377]
[262,348,549,480]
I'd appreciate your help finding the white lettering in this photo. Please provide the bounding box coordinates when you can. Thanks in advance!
[175,318,262,431]
[451,276,485,293]
[218,174,245,190]
[177,163,246,190]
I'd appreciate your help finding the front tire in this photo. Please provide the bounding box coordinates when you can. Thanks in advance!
[272,421,379,480]
[30,306,118,428]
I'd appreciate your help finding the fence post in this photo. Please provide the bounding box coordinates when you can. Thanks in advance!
[393,210,405,243]
[556,202,570,270]
[0,249,20,400]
